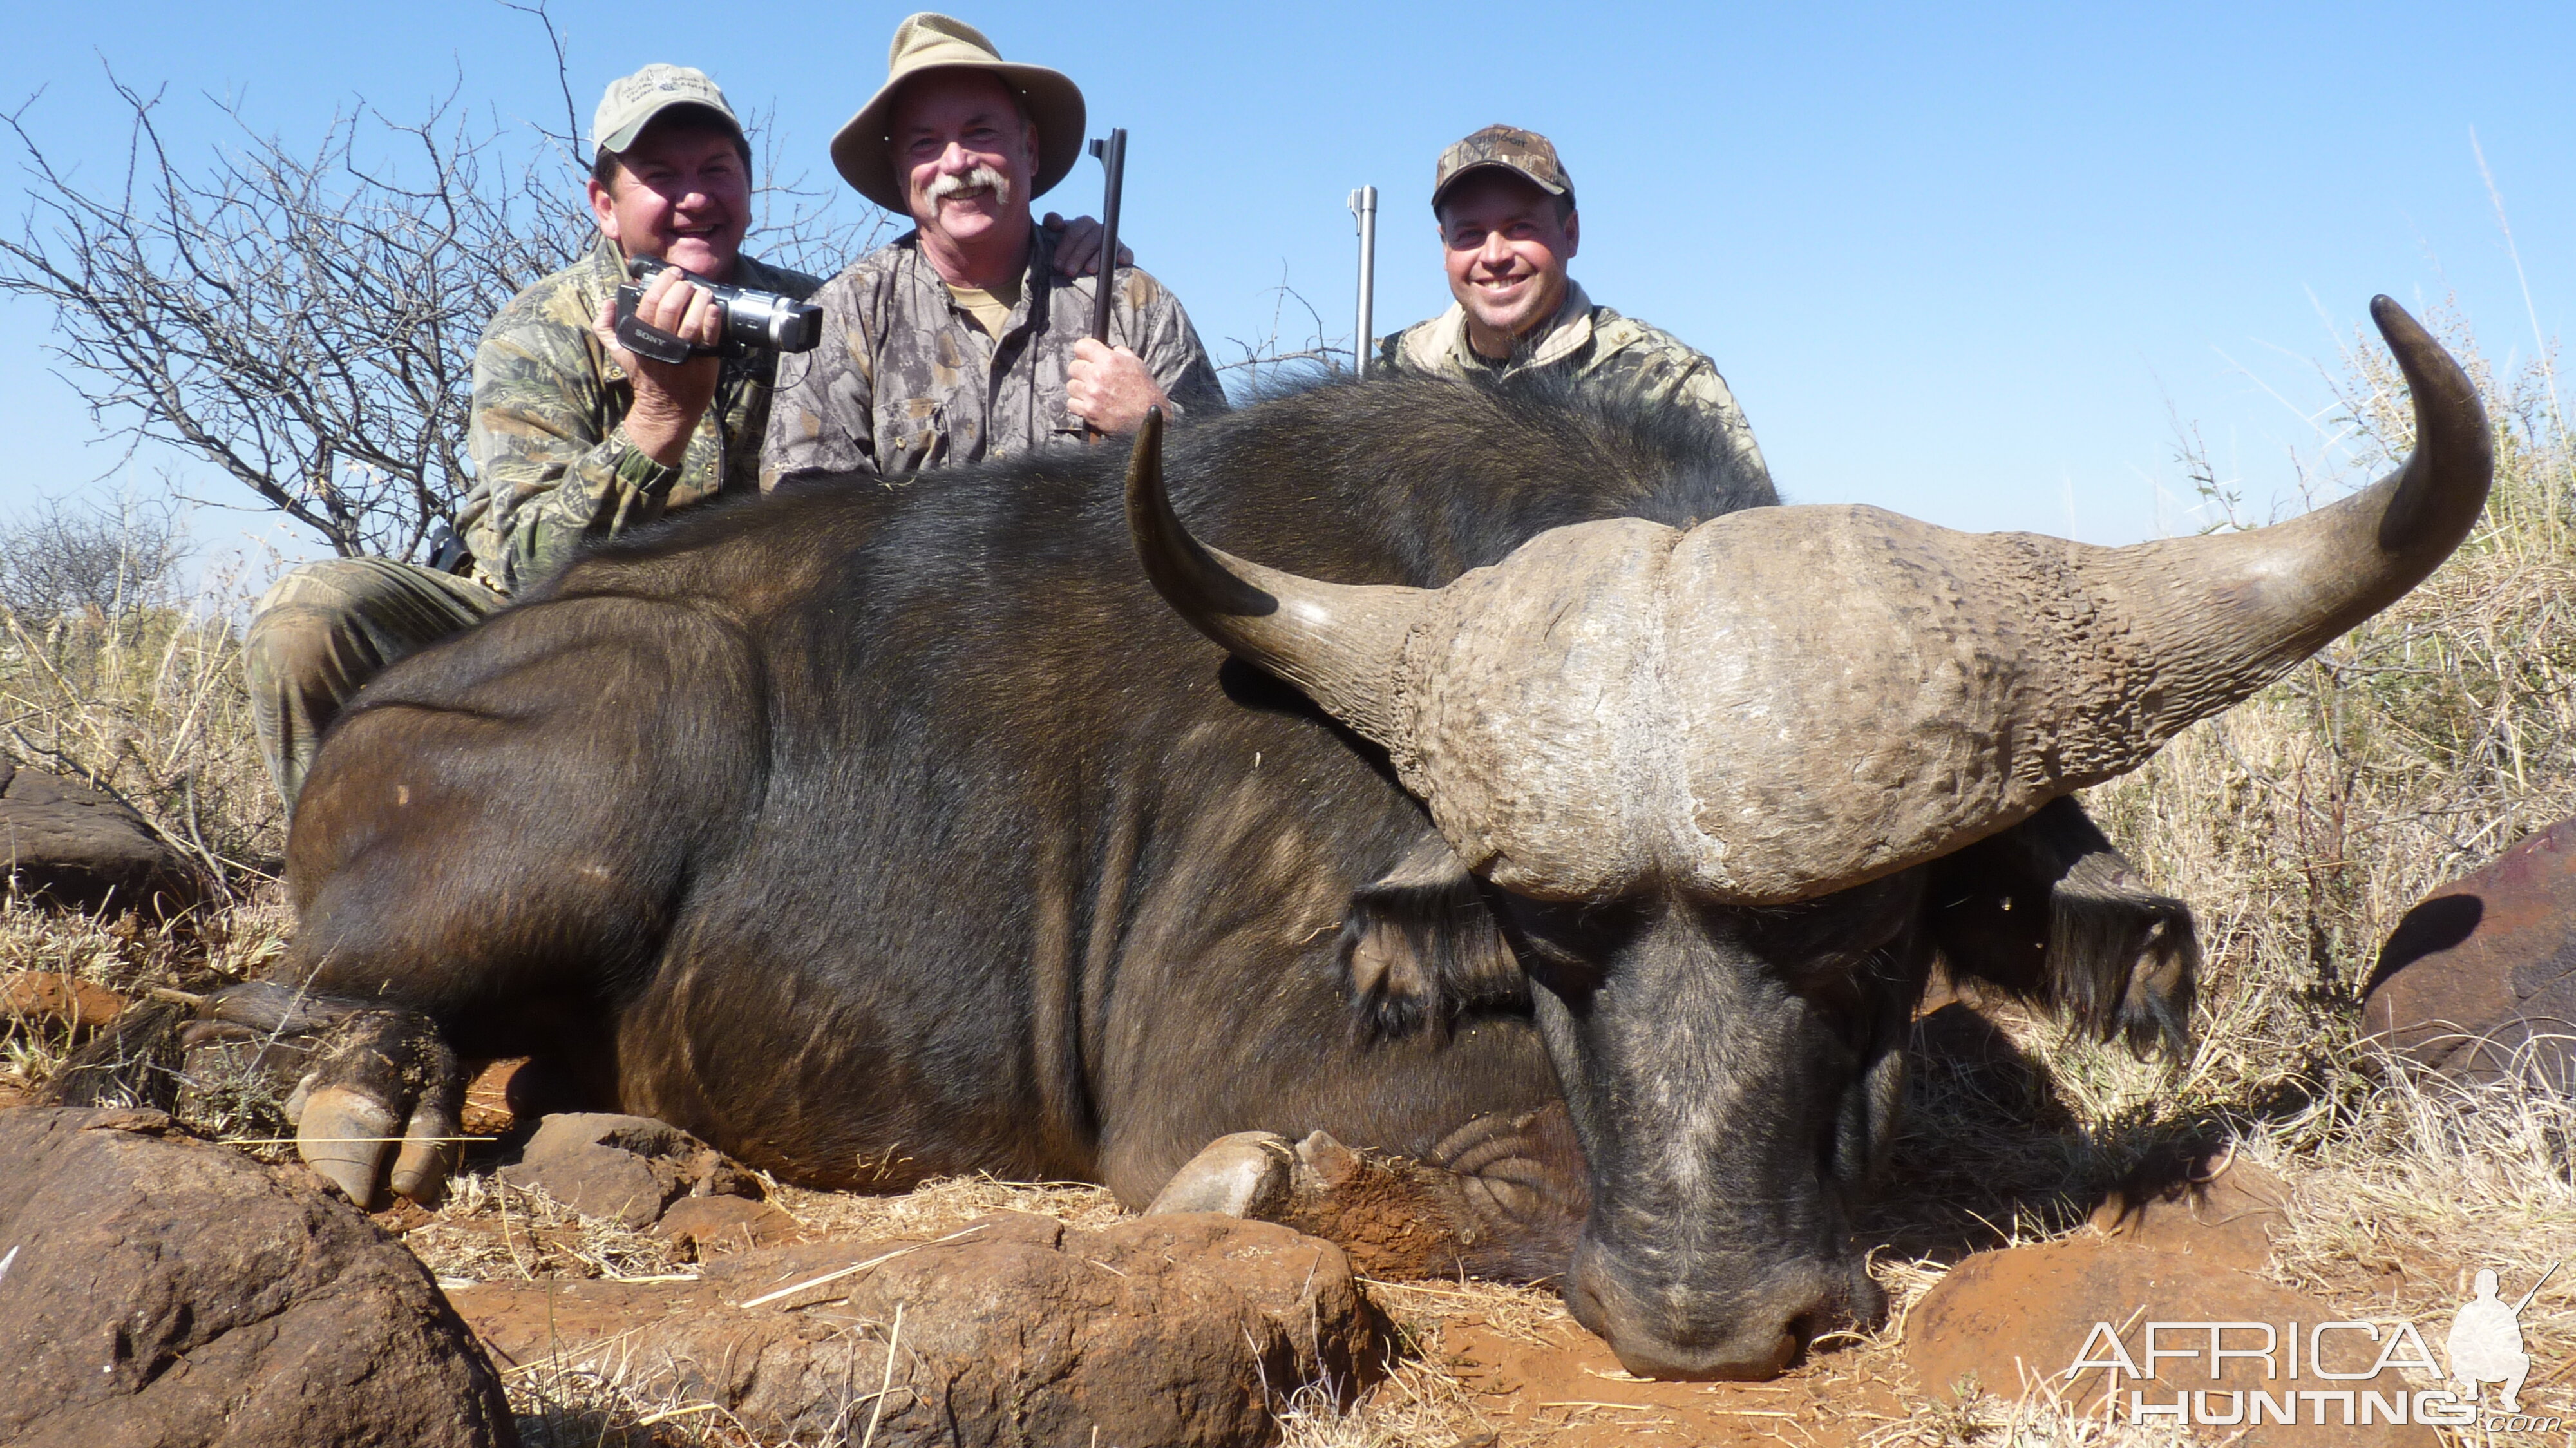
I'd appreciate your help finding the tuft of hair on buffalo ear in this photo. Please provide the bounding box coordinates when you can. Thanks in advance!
[1926,796,2199,1062]
[1339,834,1530,1041]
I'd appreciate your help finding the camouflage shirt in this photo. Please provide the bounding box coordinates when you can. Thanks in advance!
[762,224,1226,486]
[1376,281,1772,490]
[455,236,823,595]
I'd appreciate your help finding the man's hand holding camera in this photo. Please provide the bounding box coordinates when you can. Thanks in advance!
[595,265,724,470]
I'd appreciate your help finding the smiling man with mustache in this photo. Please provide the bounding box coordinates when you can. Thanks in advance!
[764,13,1224,486]
[1378,126,1771,492]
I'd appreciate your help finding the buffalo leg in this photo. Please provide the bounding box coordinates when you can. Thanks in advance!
[48,979,464,1208]
[192,982,461,1208]
[285,1006,465,1207]
[268,592,765,1206]
[1150,1103,1589,1282]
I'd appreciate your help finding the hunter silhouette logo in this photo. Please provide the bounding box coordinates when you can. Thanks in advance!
[2447,1264,2553,1414]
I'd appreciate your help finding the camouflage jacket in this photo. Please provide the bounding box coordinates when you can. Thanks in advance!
[455,236,823,595]
[1377,282,1772,490]
[762,224,1226,486]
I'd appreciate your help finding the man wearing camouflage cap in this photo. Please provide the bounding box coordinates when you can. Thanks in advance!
[245,62,813,808]
[240,66,823,807]
[764,13,1224,486]
[1378,125,1770,490]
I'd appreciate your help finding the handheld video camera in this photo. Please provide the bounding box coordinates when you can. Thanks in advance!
[612,254,822,365]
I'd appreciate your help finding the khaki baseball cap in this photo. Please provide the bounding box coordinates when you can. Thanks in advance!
[592,63,744,156]
[1432,124,1575,211]
[830,13,1086,214]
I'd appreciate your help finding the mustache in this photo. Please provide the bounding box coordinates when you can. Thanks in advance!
[926,165,1011,205]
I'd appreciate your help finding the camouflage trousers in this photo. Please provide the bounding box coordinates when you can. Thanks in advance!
[243,557,504,810]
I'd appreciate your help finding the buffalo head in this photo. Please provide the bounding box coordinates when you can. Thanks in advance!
[1126,296,2489,1377]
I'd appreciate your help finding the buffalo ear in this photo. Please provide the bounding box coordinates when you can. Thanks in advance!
[1340,834,1529,1040]
[1926,796,2197,1059]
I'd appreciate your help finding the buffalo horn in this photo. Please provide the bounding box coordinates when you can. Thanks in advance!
[1124,409,1429,748]
[2083,294,2490,718]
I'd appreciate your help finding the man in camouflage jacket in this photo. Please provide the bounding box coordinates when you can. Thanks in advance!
[1378,125,1771,491]
[454,235,818,595]
[765,14,1222,487]
[239,64,814,809]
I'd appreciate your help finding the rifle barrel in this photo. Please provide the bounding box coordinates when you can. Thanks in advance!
[2511,1260,2561,1315]
[1087,129,1127,345]
[1349,186,1378,378]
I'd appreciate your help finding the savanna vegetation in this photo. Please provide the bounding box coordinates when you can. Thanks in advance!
[5,308,2572,1446]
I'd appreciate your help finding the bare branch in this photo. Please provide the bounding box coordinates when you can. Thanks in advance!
[0,37,879,562]
[0,492,189,622]
[0,75,589,560]
[498,0,585,163]
[1218,268,1351,399]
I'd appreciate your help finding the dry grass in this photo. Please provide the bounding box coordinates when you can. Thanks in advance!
[766,1172,1127,1243]
[0,575,287,888]
[8,307,2576,1443]
[0,887,291,1105]
[403,1170,692,1288]
[1274,1357,1506,1448]
[1853,1389,2203,1448]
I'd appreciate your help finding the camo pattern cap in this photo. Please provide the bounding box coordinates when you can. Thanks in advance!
[592,63,743,154]
[762,223,1225,485]
[454,236,822,595]
[1432,124,1575,209]
[1376,281,1773,491]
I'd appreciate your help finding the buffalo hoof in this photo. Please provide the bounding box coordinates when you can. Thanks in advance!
[1151,1124,1588,1284]
[285,1007,464,1210]
[1146,1130,1294,1218]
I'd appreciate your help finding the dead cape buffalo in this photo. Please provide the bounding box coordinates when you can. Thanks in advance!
[133,298,2486,1379]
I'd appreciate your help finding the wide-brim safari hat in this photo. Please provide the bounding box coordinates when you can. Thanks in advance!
[830,13,1086,214]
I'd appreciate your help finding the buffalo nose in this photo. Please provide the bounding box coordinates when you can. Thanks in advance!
[1565,1245,1886,1381]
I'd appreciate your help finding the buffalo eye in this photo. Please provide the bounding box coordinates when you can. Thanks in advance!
[1482,893,1646,995]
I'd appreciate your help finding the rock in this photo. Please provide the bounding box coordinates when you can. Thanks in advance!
[654,1194,804,1260]
[2088,1143,2291,1273]
[457,1057,526,1137]
[1909,1237,2441,1445]
[495,1110,757,1228]
[453,1210,1385,1447]
[2365,815,2576,1086]
[3,972,130,1032]
[502,1139,668,1228]
[0,760,202,915]
[0,1105,514,1447]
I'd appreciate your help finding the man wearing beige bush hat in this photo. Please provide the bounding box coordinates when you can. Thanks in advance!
[764,12,1224,485]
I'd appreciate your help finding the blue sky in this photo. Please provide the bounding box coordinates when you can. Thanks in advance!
[6,1,2572,568]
